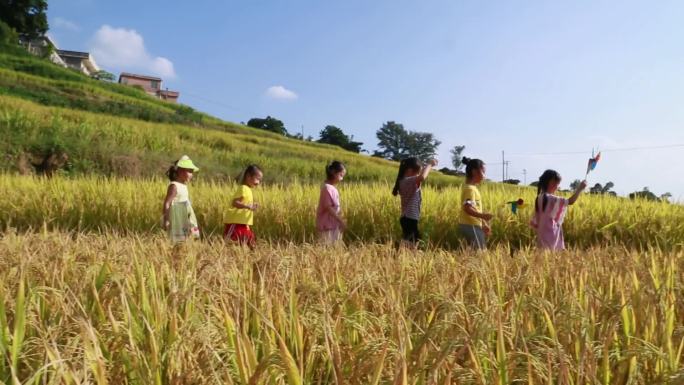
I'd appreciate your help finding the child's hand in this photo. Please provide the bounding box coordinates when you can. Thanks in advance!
[251,203,260,211]
[339,221,347,231]
[481,213,494,221]
[163,219,170,230]
[429,159,438,167]
[483,223,491,237]
[579,180,588,191]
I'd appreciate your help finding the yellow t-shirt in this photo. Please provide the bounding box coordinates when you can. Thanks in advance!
[459,184,483,226]
[224,185,254,225]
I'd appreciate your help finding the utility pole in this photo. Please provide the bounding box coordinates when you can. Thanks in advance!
[505,161,510,181]
[301,125,304,140]
[523,168,527,185]
[502,151,505,182]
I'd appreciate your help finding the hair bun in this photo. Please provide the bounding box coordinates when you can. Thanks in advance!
[461,156,471,164]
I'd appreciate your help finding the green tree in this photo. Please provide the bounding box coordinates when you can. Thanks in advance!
[589,181,615,194]
[0,0,48,40]
[374,121,440,162]
[0,20,19,44]
[374,121,409,161]
[317,125,364,153]
[247,116,288,135]
[406,131,441,163]
[450,145,466,170]
[569,179,582,191]
[629,187,659,201]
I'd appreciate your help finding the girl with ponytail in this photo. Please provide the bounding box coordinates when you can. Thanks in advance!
[458,156,493,249]
[393,157,438,246]
[530,170,587,250]
[316,161,347,245]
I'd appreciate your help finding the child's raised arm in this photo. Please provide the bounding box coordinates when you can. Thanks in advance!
[417,159,439,182]
[162,184,177,230]
[568,180,588,205]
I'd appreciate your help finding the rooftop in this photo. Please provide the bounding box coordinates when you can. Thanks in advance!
[159,89,179,97]
[56,50,90,59]
[119,72,162,82]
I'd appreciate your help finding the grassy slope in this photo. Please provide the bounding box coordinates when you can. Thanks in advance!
[0,45,457,184]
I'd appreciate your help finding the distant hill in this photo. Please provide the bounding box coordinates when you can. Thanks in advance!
[0,44,458,185]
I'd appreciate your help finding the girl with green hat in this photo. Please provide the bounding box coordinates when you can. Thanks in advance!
[162,155,200,243]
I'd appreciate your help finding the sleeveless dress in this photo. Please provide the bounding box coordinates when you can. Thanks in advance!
[167,181,199,242]
[530,193,568,250]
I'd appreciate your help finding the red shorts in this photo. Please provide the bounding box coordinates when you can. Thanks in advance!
[223,223,255,246]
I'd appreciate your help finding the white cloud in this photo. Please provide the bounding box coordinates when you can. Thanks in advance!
[89,25,176,79]
[265,85,298,101]
[52,17,80,31]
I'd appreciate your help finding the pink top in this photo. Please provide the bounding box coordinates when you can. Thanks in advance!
[316,183,341,232]
[530,193,569,250]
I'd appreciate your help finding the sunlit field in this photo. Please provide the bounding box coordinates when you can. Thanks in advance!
[1,174,682,249]
[0,231,682,384]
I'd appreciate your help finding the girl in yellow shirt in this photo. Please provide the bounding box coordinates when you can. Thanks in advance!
[458,157,494,249]
[224,164,263,248]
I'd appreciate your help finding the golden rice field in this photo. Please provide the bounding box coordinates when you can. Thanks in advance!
[1,174,684,384]
[1,174,683,249]
[0,231,682,384]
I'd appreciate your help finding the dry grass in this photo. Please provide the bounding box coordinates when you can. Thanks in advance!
[0,231,683,384]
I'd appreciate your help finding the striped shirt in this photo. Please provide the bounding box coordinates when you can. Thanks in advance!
[399,176,422,220]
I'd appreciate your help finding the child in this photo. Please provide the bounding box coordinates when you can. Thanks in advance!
[316,161,347,244]
[224,164,263,248]
[162,155,200,243]
[458,157,494,249]
[392,157,438,246]
[530,170,587,250]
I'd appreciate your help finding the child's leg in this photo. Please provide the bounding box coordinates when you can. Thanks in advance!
[245,226,256,249]
[223,224,235,241]
[318,229,341,245]
[459,224,486,250]
[473,226,486,250]
[411,219,421,243]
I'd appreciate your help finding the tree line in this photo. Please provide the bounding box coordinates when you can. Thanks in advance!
[245,117,458,164]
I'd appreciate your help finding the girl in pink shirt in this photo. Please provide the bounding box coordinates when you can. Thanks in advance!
[316,161,346,244]
[530,170,587,250]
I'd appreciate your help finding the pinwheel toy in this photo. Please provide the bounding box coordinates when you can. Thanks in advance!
[507,198,524,214]
[585,149,601,178]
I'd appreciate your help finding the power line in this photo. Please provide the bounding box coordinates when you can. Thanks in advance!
[507,143,684,157]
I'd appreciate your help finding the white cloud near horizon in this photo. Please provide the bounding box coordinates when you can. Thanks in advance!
[89,25,176,79]
[265,85,298,101]
[52,17,80,31]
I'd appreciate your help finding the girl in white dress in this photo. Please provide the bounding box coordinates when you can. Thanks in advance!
[162,155,200,243]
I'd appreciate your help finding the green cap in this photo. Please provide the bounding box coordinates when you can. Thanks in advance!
[176,155,199,172]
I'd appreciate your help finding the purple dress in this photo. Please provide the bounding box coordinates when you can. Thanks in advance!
[530,193,569,250]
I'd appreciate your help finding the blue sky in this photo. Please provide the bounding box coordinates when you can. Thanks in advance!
[48,0,684,200]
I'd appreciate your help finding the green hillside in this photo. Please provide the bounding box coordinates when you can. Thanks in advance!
[0,44,458,185]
